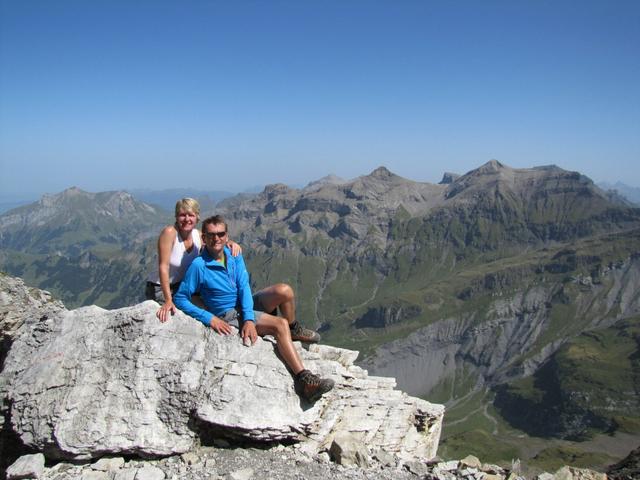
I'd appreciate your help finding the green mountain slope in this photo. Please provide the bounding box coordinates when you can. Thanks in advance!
[494,314,640,440]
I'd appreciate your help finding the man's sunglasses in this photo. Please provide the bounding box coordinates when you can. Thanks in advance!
[204,231,227,239]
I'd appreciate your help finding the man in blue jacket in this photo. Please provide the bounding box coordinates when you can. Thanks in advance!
[174,215,334,403]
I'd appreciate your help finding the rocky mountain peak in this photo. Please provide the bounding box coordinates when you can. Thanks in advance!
[101,190,157,218]
[6,188,158,222]
[368,166,395,179]
[38,187,143,212]
[439,172,460,184]
[349,166,416,193]
[473,159,507,175]
[448,160,512,185]
[304,174,347,190]
[446,160,588,200]
[443,160,510,199]
[532,164,562,172]
[487,159,503,169]
[60,186,84,197]
[262,183,293,201]
[0,188,166,255]
[40,186,91,207]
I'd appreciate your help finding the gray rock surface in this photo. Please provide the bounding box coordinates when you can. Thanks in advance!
[0,276,68,472]
[0,274,65,350]
[6,453,45,479]
[134,466,166,480]
[91,457,125,472]
[551,466,607,480]
[0,275,443,463]
[329,432,370,467]
[8,444,525,480]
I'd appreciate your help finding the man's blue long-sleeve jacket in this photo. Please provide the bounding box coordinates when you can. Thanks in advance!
[173,246,255,326]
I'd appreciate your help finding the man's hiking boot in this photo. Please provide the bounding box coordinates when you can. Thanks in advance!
[290,321,321,343]
[294,369,334,403]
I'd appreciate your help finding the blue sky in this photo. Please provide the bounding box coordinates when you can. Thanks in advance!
[1,1,639,197]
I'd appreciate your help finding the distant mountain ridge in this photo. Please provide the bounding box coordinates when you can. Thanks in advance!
[219,160,637,261]
[127,187,238,212]
[0,187,165,251]
[598,181,640,206]
[0,187,168,307]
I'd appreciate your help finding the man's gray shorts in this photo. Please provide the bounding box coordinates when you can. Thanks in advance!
[221,291,275,327]
[222,308,264,328]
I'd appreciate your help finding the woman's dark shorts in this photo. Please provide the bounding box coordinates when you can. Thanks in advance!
[145,282,179,303]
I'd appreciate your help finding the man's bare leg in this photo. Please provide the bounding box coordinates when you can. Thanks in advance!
[255,312,303,374]
[253,283,295,324]
[253,283,320,343]
[255,312,333,402]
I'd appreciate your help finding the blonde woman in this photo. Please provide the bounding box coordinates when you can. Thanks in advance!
[146,198,240,322]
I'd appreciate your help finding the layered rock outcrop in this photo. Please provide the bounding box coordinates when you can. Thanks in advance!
[0,275,444,465]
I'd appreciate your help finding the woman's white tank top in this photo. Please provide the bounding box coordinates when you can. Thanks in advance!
[148,228,202,284]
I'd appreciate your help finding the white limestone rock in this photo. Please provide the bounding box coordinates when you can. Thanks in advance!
[0,281,444,462]
[329,432,370,468]
[91,457,125,471]
[553,466,607,480]
[135,466,166,480]
[536,473,555,480]
[6,453,45,479]
[229,468,254,480]
[113,471,137,480]
[80,472,109,480]
[460,455,482,469]
[0,274,64,345]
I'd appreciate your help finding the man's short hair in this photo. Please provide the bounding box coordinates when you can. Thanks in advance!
[202,215,227,232]
[174,198,200,218]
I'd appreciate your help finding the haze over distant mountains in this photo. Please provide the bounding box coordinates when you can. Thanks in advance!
[597,181,640,206]
[2,173,639,215]
[1,160,639,469]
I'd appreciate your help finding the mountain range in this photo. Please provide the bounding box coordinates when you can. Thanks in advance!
[127,187,237,212]
[0,187,167,307]
[598,181,640,206]
[1,160,639,470]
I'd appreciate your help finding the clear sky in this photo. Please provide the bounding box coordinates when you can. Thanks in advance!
[1,0,639,197]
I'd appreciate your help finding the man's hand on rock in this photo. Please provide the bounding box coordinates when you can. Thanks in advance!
[241,321,257,346]
[210,316,232,335]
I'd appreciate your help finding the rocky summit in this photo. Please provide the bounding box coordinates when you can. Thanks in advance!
[0,274,442,471]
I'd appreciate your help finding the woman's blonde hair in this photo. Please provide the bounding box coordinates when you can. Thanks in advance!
[174,198,200,219]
